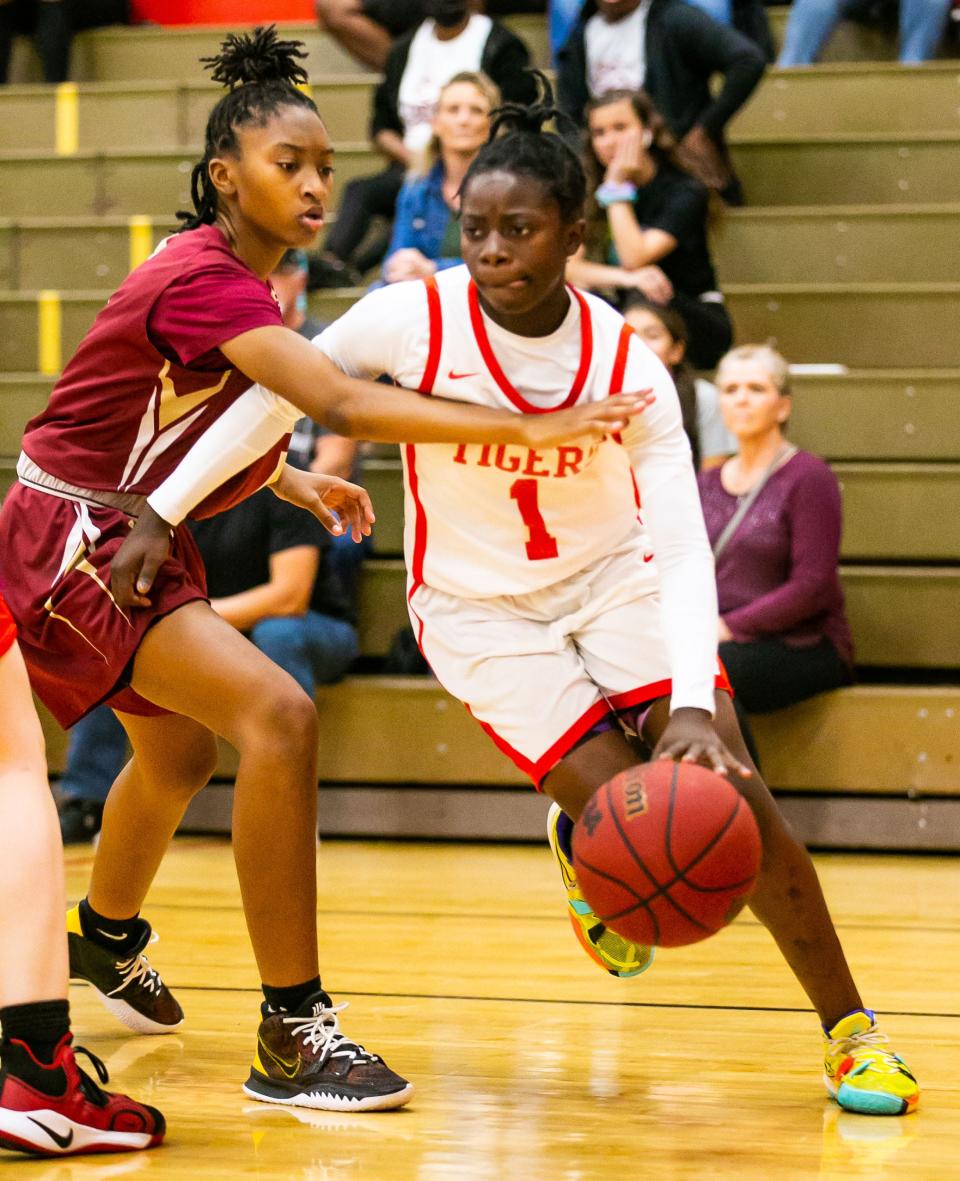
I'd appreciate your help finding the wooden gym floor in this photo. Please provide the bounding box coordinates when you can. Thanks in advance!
[12,837,960,1179]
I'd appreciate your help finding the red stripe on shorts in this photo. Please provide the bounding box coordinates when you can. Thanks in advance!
[468,668,733,792]
[0,593,17,658]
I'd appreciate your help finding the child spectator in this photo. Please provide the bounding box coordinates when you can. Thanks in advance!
[382,71,499,283]
[697,345,855,758]
[312,0,535,285]
[568,89,733,368]
[621,295,734,470]
[555,0,764,204]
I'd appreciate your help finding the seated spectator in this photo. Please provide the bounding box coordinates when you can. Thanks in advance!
[621,295,735,469]
[316,0,426,71]
[0,0,128,84]
[779,0,951,65]
[312,0,535,286]
[382,71,499,284]
[271,248,327,341]
[0,0,71,82]
[567,89,733,368]
[697,345,854,761]
[555,0,765,204]
[551,0,771,60]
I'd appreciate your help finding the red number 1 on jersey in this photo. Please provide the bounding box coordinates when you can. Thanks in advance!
[510,478,559,561]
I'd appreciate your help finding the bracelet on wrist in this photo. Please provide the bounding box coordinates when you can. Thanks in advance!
[596,180,638,209]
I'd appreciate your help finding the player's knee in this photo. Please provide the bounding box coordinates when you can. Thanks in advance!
[251,680,319,757]
[163,730,219,798]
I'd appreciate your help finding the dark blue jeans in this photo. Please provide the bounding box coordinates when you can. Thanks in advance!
[58,611,358,805]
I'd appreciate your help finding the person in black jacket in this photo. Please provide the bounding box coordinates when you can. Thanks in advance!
[555,0,764,205]
[313,0,536,284]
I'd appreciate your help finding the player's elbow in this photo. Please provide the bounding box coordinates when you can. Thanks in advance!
[321,396,366,440]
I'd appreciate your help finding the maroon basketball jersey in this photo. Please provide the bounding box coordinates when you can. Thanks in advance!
[22,224,286,519]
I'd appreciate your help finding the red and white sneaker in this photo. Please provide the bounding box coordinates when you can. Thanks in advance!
[0,1035,165,1157]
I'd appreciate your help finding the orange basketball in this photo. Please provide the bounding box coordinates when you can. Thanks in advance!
[571,762,762,948]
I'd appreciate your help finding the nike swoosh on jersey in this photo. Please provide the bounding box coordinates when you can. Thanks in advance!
[258,1037,302,1079]
[96,929,129,941]
[27,1117,74,1149]
[447,370,479,380]
[643,553,654,563]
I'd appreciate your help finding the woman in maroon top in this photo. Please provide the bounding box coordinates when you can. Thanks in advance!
[0,28,644,1128]
[698,345,854,738]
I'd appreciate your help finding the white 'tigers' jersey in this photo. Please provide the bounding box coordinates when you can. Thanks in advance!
[317,265,699,596]
[144,264,718,713]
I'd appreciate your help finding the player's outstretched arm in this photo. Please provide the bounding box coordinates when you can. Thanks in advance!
[219,325,648,448]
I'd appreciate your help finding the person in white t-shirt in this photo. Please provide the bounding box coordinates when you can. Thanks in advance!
[134,78,918,1117]
[313,0,535,285]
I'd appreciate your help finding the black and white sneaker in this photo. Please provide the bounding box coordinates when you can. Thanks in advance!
[67,906,184,1035]
[244,992,413,1112]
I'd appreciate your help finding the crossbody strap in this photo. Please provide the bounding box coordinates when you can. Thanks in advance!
[712,444,797,561]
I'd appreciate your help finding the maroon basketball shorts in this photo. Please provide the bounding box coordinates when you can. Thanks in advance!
[0,483,208,727]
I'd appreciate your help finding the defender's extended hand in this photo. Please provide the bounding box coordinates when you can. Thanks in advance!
[272,464,375,543]
[521,390,656,450]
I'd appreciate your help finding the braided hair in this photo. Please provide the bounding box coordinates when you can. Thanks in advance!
[177,26,320,230]
[461,71,587,222]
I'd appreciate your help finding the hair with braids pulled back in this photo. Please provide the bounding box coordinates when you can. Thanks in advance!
[461,70,587,222]
[177,26,320,230]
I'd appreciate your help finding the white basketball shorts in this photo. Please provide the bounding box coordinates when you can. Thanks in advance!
[408,532,728,788]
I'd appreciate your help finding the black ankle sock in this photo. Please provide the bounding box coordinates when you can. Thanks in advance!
[0,1000,71,1068]
[261,977,323,1015]
[79,897,144,956]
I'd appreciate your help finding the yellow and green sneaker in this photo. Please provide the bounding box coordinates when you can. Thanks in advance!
[546,802,654,979]
[823,1010,919,1116]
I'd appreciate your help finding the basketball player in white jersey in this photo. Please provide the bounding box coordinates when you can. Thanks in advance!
[112,77,918,1117]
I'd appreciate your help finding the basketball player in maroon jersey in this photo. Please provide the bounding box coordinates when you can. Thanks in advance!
[0,28,642,1115]
[0,592,165,1157]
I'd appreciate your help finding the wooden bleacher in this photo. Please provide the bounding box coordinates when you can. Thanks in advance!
[1,17,957,847]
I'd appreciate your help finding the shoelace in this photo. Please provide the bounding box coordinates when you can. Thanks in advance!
[72,1045,111,1105]
[109,930,163,997]
[283,1002,381,1069]
[827,1026,903,1075]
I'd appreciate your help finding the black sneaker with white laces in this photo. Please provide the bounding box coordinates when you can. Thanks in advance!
[66,906,183,1035]
[244,992,413,1112]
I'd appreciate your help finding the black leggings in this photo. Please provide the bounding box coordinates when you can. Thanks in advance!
[325,163,404,266]
[0,0,72,84]
[721,636,854,769]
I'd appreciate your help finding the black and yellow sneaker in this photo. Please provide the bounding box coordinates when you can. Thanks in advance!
[244,992,413,1112]
[66,906,184,1035]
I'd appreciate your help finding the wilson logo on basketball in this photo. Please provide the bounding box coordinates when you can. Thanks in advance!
[624,781,648,819]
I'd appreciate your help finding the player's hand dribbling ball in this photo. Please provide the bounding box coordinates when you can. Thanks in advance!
[571,762,762,948]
